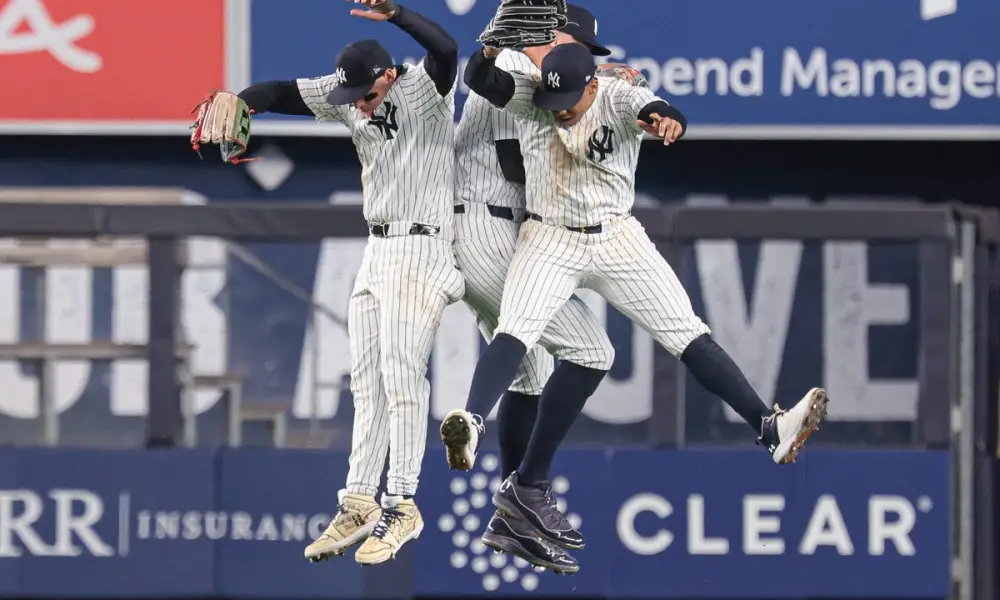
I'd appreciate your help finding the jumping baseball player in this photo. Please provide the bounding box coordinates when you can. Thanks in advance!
[455,34,829,554]
[447,4,645,574]
[194,0,462,565]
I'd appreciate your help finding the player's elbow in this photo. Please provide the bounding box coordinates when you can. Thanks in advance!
[437,37,459,60]
[463,64,483,92]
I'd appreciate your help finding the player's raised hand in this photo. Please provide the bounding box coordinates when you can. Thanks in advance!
[349,0,396,21]
[637,113,683,146]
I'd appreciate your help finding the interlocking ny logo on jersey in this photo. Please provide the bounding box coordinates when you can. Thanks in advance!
[369,101,399,140]
[587,125,616,162]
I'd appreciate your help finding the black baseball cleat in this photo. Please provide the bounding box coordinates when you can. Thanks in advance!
[493,473,585,550]
[481,511,579,575]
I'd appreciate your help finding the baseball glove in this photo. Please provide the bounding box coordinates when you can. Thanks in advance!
[478,0,569,48]
[190,90,254,164]
[596,64,650,89]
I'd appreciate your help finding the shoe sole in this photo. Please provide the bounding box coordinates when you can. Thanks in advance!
[493,492,585,551]
[482,532,579,575]
[305,523,374,563]
[356,521,424,567]
[776,388,830,465]
[440,414,473,471]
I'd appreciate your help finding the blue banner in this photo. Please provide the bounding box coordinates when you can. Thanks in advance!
[248,0,1000,137]
[0,448,950,598]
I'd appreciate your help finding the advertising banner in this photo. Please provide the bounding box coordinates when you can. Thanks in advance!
[0,0,227,133]
[0,448,951,598]
[247,0,1000,138]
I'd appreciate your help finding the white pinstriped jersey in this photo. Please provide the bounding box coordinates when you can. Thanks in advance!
[298,61,456,230]
[454,50,536,209]
[502,75,662,228]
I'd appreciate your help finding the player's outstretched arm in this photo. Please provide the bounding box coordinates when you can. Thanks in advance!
[237,81,314,117]
[464,47,516,108]
[637,102,687,145]
[465,48,542,119]
[350,0,458,97]
[610,81,687,145]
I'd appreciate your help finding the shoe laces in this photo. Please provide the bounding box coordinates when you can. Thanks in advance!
[471,413,485,434]
[757,404,784,451]
[539,485,571,526]
[372,507,404,540]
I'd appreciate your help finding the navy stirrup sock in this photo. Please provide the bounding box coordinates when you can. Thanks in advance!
[680,334,768,431]
[497,391,539,477]
[466,334,528,419]
[517,362,607,484]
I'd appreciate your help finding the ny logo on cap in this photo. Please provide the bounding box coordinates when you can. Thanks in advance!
[332,67,347,85]
[547,72,560,88]
[593,18,598,35]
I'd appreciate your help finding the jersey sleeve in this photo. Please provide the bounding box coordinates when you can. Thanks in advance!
[493,51,543,120]
[491,102,519,140]
[495,49,536,74]
[609,80,665,134]
[499,69,545,121]
[295,75,350,123]
[399,60,456,121]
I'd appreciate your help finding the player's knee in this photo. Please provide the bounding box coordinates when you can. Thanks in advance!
[569,339,616,371]
[380,356,427,400]
[592,337,616,371]
[494,326,537,351]
[667,321,713,358]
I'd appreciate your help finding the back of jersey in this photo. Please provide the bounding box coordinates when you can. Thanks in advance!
[454,50,537,210]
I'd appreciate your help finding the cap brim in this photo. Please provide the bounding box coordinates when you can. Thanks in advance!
[533,87,585,112]
[326,83,372,106]
[585,41,612,57]
[559,26,612,57]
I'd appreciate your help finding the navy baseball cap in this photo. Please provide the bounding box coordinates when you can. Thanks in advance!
[326,39,394,105]
[559,5,610,57]
[533,43,597,111]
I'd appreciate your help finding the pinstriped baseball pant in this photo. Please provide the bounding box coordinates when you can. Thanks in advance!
[454,203,616,394]
[346,235,465,497]
[497,216,710,357]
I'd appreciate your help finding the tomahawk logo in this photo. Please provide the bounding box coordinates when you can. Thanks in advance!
[0,0,102,72]
[438,453,582,592]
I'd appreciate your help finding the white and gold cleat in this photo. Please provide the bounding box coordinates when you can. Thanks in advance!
[354,495,424,566]
[304,490,381,562]
[760,387,830,464]
[440,409,484,471]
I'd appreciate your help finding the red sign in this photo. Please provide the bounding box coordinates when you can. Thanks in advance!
[0,0,225,122]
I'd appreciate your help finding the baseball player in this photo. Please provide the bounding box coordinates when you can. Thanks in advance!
[447,5,624,574]
[456,40,829,551]
[221,0,462,565]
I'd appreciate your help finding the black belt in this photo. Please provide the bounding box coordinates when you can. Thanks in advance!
[526,212,603,234]
[454,204,516,221]
[368,222,441,238]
